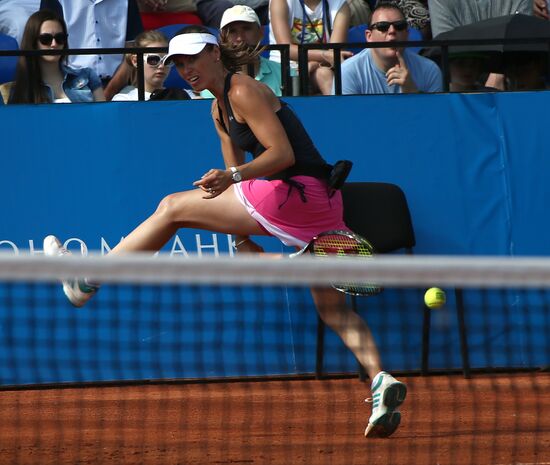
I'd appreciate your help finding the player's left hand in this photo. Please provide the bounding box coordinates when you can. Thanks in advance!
[193,168,233,199]
[386,51,418,93]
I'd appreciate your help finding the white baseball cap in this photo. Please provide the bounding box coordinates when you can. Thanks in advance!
[220,5,261,30]
[163,32,218,63]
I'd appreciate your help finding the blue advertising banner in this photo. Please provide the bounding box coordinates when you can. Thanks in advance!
[0,92,548,385]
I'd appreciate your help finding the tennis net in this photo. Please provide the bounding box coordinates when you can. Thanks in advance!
[0,253,548,465]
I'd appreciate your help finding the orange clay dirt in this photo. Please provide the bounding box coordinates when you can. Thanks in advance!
[0,372,548,465]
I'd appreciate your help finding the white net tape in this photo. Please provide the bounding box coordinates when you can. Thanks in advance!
[1,253,550,288]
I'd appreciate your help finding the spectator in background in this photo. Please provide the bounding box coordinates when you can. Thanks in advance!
[137,0,196,13]
[428,0,532,37]
[0,0,40,46]
[112,29,191,101]
[138,0,168,10]
[338,1,442,94]
[396,0,431,39]
[201,5,283,97]
[269,0,353,95]
[346,0,372,26]
[40,0,143,100]
[9,10,105,104]
[502,51,548,90]
[197,0,269,27]
[428,0,539,90]
[136,0,202,29]
[533,0,550,19]
[448,53,495,92]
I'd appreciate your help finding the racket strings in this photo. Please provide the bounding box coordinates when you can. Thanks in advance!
[311,233,381,296]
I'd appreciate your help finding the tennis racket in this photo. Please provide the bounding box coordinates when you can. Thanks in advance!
[291,230,382,296]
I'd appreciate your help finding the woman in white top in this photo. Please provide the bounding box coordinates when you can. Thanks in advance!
[269,0,352,95]
[112,29,191,101]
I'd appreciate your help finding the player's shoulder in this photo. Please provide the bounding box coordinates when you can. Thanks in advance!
[228,73,264,101]
[229,73,257,88]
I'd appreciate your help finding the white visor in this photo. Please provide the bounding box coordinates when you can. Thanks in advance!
[164,33,218,63]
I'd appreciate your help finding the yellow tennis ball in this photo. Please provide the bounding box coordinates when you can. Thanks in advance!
[424,287,446,309]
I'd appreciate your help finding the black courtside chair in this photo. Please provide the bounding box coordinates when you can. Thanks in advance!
[314,182,471,381]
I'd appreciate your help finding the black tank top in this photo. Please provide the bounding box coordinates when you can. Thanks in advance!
[217,73,331,181]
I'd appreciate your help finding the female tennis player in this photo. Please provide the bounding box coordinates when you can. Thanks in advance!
[44,25,406,438]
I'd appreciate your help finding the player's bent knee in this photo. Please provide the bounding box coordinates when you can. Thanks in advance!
[154,193,184,222]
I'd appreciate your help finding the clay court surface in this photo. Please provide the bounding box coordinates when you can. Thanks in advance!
[0,372,548,465]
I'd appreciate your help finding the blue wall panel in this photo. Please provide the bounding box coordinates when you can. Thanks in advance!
[0,92,548,385]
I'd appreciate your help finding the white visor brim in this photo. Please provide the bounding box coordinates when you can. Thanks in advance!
[164,33,218,63]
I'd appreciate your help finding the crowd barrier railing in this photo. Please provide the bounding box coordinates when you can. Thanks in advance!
[1,36,549,98]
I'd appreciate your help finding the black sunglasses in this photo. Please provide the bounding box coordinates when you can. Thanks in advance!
[38,32,68,46]
[370,20,408,33]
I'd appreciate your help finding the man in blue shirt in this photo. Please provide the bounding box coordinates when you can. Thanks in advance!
[337,1,442,95]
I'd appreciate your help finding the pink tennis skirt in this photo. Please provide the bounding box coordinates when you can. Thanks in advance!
[233,175,349,247]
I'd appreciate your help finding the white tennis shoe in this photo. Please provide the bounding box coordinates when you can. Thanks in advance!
[43,235,98,308]
[365,371,407,438]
